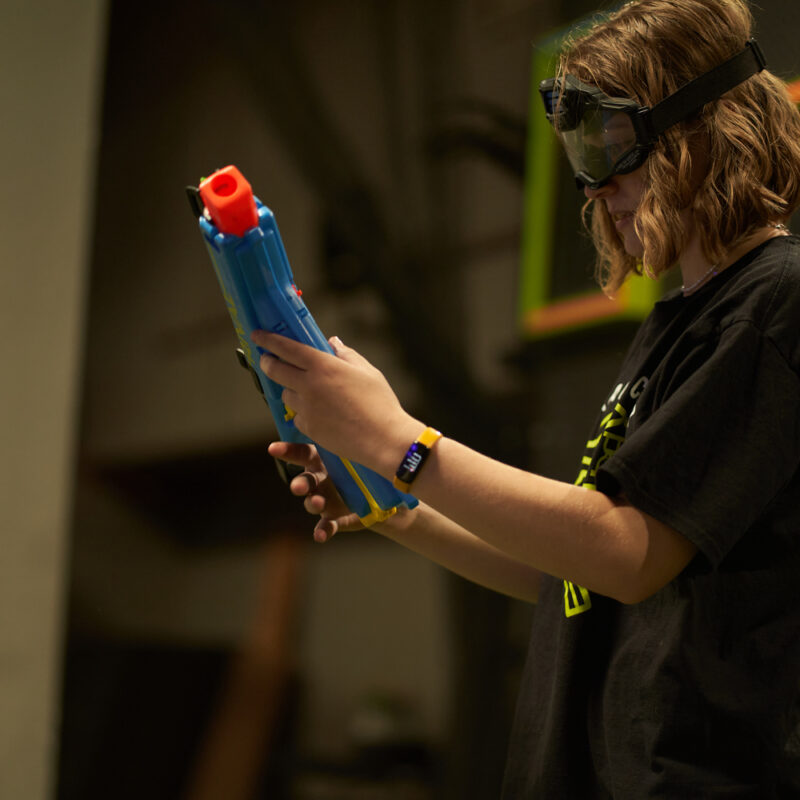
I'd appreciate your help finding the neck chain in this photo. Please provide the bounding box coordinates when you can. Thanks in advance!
[681,262,718,295]
[681,222,790,296]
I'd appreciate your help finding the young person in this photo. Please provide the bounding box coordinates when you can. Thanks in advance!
[253,0,800,794]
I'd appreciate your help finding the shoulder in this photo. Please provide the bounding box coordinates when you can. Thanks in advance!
[721,234,800,308]
[705,236,800,369]
[730,234,800,288]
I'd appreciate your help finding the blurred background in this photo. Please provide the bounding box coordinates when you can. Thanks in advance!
[3,1,799,798]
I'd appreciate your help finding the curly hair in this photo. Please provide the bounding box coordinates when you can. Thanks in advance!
[559,0,800,292]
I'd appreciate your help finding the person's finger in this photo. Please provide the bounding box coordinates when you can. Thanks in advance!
[259,351,304,389]
[268,441,321,470]
[304,493,327,515]
[289,471,324,498]
[328,336,370,367]
[298,471,319,492]
[252,331,320,370]
[313,517,339,543]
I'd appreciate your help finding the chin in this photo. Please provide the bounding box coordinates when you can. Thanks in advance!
[622,235,645,259]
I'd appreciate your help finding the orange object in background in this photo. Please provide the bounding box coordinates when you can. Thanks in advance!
[787,79,800,104]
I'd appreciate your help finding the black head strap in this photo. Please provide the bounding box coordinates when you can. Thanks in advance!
[647,39,766,141]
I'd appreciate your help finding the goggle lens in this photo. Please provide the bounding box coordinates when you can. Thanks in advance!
[558,107,639,186]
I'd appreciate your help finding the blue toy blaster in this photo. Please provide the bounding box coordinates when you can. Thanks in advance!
[190,165,417,526]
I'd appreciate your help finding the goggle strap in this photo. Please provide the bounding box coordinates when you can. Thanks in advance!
[647,39,766,141]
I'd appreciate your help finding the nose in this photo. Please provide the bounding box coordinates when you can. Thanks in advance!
[583,179,617,201]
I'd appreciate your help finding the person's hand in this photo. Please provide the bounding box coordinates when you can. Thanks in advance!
[269,440,365,542]
[253,331,421,473]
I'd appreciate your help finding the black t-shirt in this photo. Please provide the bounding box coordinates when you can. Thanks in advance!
[502,236,800,799]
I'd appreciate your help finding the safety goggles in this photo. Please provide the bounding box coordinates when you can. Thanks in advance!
[540,39,766,190]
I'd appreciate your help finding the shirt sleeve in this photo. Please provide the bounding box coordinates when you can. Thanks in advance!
[597,319,800,566]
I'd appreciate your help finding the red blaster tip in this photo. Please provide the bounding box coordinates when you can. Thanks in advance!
[198,165,259,237]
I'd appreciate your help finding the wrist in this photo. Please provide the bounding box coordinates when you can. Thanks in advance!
[373,416,427,479]
[393,426,443,493]
[373,501,421,537]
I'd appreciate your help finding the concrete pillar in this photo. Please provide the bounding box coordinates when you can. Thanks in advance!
[0,2,107,797]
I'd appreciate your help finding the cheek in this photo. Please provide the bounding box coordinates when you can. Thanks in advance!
[625,167,648,202]
[619,169,647,255]
[622,225,645,258]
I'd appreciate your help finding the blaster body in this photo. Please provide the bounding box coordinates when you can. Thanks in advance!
[194,165,417,526]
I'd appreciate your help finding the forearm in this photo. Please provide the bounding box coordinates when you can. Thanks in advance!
[374,502,542,603]
[372,431,695,604]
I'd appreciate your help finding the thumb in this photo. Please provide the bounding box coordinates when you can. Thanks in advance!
[328,335,364,364]
[329,336,378,373]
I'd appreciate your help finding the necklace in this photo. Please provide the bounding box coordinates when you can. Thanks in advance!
[681,222,790,295]
[681,263,718,295]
